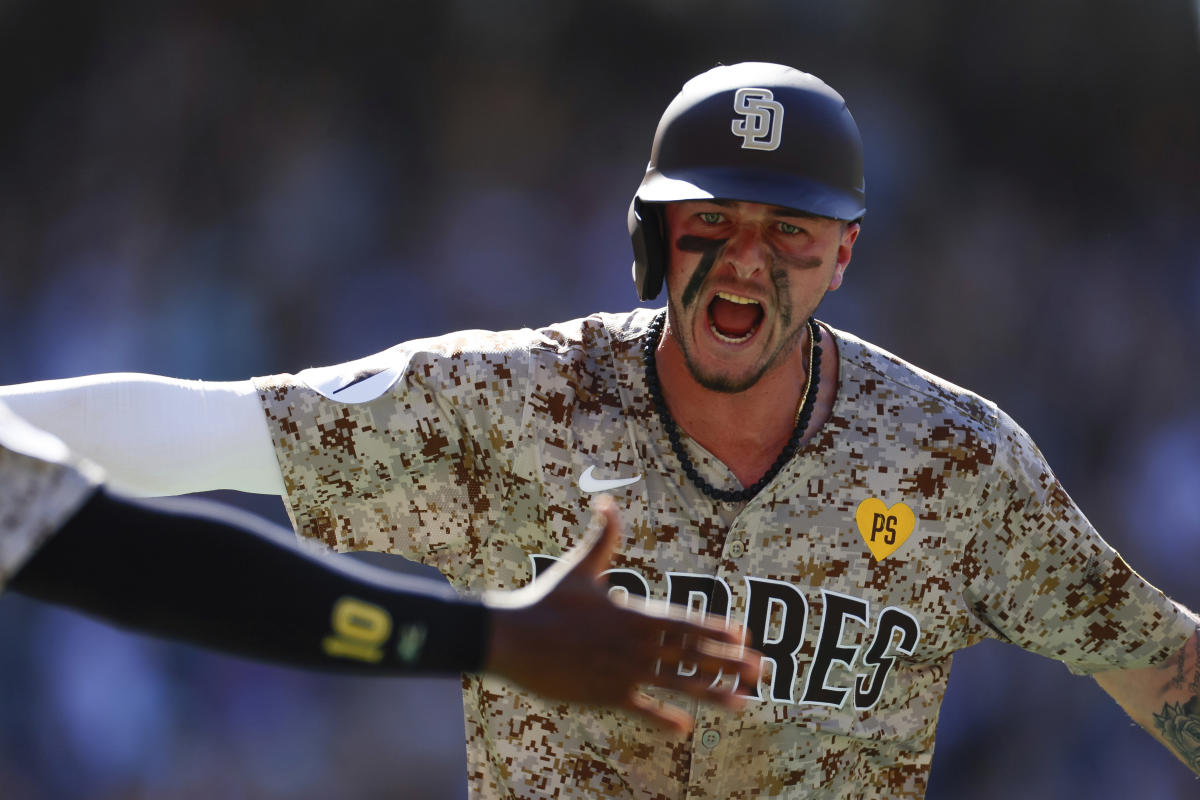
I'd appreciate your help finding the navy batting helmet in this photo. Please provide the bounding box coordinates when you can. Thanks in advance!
[629,62,866,301]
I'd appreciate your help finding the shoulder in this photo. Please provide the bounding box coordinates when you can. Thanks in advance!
[256,310,655,404]
[520,310,659,390]
[523,310,657,409]
[830,326,998,424]
[351,308,654,365]
[826,324,1016,464]
[527,309,659,354]
[829,326,1065,496]
[401,309,655,380]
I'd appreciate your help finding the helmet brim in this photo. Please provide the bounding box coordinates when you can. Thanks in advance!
[636,167,865,223]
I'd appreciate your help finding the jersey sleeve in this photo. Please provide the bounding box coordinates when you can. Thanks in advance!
[0,401,102,590]
[961,409,1193,674]
[252,329,541,585]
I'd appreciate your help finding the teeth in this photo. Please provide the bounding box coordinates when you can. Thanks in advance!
[710,322,755,344]
[709,292,761,343]
[715,291,760,306]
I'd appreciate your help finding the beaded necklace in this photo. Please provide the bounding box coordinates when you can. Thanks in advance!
[642,311,821,503]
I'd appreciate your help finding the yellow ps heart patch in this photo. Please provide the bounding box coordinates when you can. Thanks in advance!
[855,498,916,561]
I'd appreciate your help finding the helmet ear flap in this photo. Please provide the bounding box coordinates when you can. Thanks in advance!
[628,198,666,301]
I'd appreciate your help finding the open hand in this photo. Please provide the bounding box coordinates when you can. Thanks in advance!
[484,495,761,733]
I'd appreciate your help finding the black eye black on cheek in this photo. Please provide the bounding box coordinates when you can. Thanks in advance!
[676,236,727,311]
[675,235,724,255]
[771,246,823,271]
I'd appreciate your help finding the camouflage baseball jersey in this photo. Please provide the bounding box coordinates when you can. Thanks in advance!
[255,309,1192,799]
[0,399,101,590]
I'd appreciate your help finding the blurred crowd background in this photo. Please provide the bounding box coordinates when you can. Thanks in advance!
[1,1,1198,798]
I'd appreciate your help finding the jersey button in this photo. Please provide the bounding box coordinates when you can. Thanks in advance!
[728,540,745,558]
[700,729,721,749]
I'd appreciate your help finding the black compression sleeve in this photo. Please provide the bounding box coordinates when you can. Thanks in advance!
[8,490,489,675]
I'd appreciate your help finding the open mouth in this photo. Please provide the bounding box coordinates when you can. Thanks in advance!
[707,291,764,344]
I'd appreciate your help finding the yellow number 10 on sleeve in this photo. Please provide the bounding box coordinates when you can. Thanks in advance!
[322,596,393,663]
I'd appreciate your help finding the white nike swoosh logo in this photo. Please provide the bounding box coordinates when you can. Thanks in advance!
[578,465,642,493]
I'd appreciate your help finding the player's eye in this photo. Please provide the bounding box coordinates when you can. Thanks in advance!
[778,221,803,235]
[698,212,724,225]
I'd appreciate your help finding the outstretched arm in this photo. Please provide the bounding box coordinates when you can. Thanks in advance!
[1094,611,1200,774]
[0,374,282,496]
[9,488,488,672]
[9,489,758,731]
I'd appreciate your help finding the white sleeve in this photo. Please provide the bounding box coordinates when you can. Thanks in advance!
[0,375,284,497]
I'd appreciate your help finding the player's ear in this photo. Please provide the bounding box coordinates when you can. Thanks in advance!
[828,221,859,292]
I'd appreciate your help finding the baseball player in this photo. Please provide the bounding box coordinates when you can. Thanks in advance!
[3,62,1197,798]
[0,398,758,731]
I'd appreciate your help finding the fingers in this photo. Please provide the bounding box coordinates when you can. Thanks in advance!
[650,669,749,713]
[694,639,761,687]
[565,493,622,581]
[623,691,694,735]
[655,604,747,645]
[627,620,761,702]
[653,620,761,684]
[656,649,761,694]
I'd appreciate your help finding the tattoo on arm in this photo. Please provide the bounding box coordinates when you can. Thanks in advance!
[1169,647,1187,690]
[1192,636,1200,696]
[1154,697,1200,773]
[1166,636,1200,694]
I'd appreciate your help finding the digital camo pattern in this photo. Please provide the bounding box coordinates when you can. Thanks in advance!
[255,310,1193,799]
[0,400,100,589]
